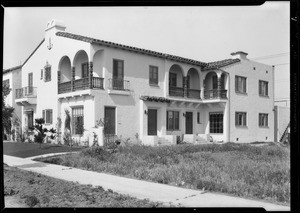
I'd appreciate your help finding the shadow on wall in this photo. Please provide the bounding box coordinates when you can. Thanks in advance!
[110,92,136,106]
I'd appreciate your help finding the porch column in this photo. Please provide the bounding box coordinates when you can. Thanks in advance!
[183,76,188,97]
[57,70,61,93]
[224,102,230,143]
[89,61,93,89]
[71,66,75,91]
[217,76,222,98]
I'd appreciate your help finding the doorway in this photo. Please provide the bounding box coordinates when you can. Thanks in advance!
[185,112,193,134]
[148,109,157,135]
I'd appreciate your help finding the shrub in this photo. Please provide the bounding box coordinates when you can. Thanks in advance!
[24,195,40,207]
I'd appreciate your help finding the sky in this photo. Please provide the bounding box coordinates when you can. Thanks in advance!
[3,2,290,105]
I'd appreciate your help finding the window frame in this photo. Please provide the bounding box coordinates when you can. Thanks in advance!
[44,65,51,82]
[259,113,268,127]
[197,112,201,124]
[166,110,180,131]
[149,65,159,86]
[235,75,247,94]
[209,112,223,133]
[259,80,269,97]
[42,109,53,125]
[82,62,89,78]
[169,72,177,88]
[235,111,247,127]
[72,107,84,135]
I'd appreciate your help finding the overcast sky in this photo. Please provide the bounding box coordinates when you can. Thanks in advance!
[3,2,290,103]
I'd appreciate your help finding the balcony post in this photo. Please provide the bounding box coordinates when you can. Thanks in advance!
[200,86,204,99]
[71,66,75,91]
[183,76,188,97]
[89,61,93,89]
[217,76,222,98]
[57,70,61,84]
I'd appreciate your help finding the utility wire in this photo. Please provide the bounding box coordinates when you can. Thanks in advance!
[250,52,290,60]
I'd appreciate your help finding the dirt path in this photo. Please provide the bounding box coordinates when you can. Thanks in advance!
[4,196,28,208]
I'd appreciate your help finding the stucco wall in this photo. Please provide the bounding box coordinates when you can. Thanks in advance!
[223,59,274,142]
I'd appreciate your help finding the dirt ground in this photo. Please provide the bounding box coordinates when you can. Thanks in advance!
[4,196,28,208]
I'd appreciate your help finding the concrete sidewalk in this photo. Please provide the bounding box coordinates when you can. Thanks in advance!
[4,155,290,211]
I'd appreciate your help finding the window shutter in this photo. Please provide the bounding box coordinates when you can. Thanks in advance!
[235,76,238,92]
[50,110,53,124]
[244,78,246,92]
[266,82,268,96]
[235,113,238,125]
[42,110,45,121]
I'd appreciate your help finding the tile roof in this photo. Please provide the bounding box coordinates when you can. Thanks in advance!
[56,31,207,67]
[140,95,170,103]
[203,58,240,71]
[3,65,22,74]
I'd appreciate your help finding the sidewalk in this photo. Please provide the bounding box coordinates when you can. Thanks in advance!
[4,155,290,211]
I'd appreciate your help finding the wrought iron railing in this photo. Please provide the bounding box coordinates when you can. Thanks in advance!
[204,89,227,99]
[169,87,184,97]
[187,88,201,99]
[108,78,130,91]
[58,77,104,94]
[15,86,37,99]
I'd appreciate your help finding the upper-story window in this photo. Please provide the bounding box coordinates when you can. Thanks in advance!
[235,112,247,127]
[259,80,268,97]
[259,113,268,127]
[235,75,247,94]
[42,109,53,125]
[82,62,89,78]
[3,79,10,88]
[44,64,51,82]
[149,66,158,86]
[112,59,124,90]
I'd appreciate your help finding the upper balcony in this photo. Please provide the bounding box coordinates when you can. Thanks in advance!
[107,78,131,96]
[15,86,37,106]
[58,77,104,94]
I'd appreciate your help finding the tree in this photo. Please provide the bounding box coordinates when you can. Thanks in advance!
[2,84,14,139]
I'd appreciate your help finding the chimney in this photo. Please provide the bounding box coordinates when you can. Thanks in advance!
[231,51,248,60]
[45,19,66,49]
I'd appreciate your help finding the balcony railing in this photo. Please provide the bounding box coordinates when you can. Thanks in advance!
[204,89,227,99]
[187,88,201,99]
[169,87,184,97]
[15,86,37,99]
[58,77,104,94]
[108,78,130,91]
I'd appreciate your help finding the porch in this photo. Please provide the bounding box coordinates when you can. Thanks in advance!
[15,86,37,106]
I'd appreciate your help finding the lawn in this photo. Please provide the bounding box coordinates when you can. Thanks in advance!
[36,142,290,205]
[3,142,83,158]
[4,164,163,207]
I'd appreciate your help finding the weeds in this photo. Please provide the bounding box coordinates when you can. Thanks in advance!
[37,143,290,204]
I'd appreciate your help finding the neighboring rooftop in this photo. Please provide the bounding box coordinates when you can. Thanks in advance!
[56,31,208,67]
[3,65,22,74]
[203,58,241,71]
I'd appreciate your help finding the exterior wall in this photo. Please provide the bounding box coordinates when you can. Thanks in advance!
[223,59,274,143]
[274,105,290,142]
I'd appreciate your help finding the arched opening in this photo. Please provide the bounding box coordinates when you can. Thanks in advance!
[92,50,104,78]
[59,56,71,83]
[73,50,89,80]
[204,71,227,99]
[187,68,201,99]
[169,64,184,97]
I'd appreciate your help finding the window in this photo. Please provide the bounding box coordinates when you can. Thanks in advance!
[82,62,89,78]
[259,80,268,96]
[149,66,158,85]
[197,112,201,124]
[167,111,179,130]
[259,113,268,127]
[169,73,177,88]
[113,59,124,89]
[235,112,247,126]
[209,113,223,133]
[28,73,33,94]
[3,79,10,88]
[42,109,53,124]
[41,69,43,79]
[235,76,247,93]
[72,107,84,135]
[44,66,51,82]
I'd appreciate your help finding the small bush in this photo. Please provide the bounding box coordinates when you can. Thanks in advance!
[4,187,17,196]
[25,195,40,207]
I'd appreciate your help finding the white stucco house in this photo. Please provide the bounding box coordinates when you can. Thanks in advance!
[3,65,22,141]
[8,19,275,145]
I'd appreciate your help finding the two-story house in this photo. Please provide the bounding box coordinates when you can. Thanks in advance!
[3,65,22,141]
[12,19,274,145]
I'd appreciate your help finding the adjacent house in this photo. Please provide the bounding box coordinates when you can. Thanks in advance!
[8,19,275,145]
[3,65,22,141]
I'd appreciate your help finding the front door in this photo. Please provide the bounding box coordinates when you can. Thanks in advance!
[148,109,157,135]
[104,107,116,135]
[185,112,193,134]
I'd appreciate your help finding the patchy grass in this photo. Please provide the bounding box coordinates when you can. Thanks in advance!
[4,164,163,207]
[37,143,290,205]
[3,142,83,158]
